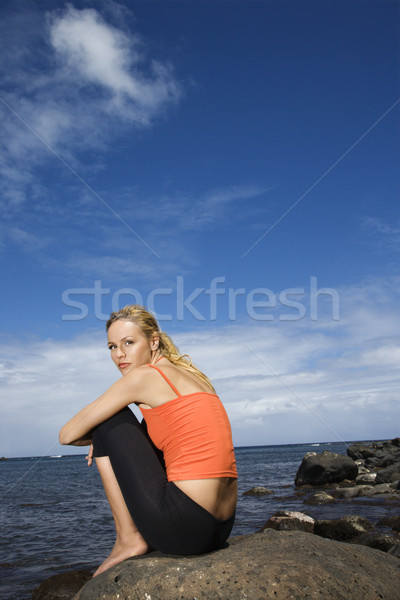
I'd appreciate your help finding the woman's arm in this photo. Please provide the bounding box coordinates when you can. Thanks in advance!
[67,436,93,446]
[59,367,146,445]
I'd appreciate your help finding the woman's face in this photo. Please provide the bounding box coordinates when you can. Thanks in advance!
[107,320,157,375]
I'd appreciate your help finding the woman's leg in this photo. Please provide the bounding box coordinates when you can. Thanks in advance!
[91,408,234,561]
[93,456,148,577]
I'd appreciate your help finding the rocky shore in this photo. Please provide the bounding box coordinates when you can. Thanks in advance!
[32,438,400,600]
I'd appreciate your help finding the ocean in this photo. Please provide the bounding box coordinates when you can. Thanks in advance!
[1,442,398,600]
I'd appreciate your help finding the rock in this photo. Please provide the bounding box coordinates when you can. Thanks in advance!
[334,485,363,499]
[259,510,315,533]
[388,542,400,558]
[376,516,400,529]
[335,483,399,499]
[347,440,400,469]
[375,463,400,483]
[393,517,400,532]
[355,472,377,485]
[71,530,400,600]
[295,451,358,486]
[362,483,394,496]
[337,478,353,486]
[347,443,375,460]
[304,491,335,505]
[357,465,370,474]
[354,532,398,553]
[375,449,386,459]
[243,486,273,496]
[365,457,381,468]
[32,570,92,600]
[315,515,374,541]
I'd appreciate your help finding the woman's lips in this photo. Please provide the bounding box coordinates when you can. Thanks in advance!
[119,363,130,369]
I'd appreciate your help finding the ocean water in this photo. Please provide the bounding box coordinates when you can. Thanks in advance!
[1,442,398,600]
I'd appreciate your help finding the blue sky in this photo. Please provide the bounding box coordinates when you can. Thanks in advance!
[1,0,399,457]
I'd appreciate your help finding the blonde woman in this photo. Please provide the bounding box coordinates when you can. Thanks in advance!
[60,305,237,576]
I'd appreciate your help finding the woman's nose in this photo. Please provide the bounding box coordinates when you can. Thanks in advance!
[115,346,126,357]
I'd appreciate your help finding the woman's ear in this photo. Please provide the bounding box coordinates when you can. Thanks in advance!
[151,334,160,351]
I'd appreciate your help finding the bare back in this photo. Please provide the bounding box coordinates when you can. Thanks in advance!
[137,358,237,520]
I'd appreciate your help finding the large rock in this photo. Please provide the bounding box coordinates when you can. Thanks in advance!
[295,451,358,486]
[71,531,400,600]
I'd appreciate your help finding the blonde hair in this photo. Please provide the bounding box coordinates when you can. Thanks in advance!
[106,305,215,392]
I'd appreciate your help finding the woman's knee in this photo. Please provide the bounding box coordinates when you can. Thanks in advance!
[92,408,141,457]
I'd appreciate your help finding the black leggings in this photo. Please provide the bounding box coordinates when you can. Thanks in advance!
[92,407,235,555]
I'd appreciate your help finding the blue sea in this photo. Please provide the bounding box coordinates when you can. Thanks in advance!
[1,442,398,600]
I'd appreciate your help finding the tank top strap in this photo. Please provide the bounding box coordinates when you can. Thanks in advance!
[147,364,181,397]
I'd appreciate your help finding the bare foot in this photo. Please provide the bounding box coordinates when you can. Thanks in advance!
[93,535,149,577]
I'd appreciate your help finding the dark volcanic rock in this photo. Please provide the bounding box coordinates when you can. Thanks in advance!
[32,570,92,600]
[243,486,273,496]
[304,491,335,505]
[259,510,315,533]
[393,517,400,531]
[361,483,395,496]
[315,515,374,541]
[334,485,367,499]
[375,463,400,483]
[388,542,400,558]
[295,451,358,486]
[71,531,400,600]
[348,439,400,469]
[376,515,400,529]
[347,443,375,460]
[354,532,398,553]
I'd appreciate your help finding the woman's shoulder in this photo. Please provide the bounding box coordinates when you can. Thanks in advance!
[122,363,162,387]
[162,362,214,395]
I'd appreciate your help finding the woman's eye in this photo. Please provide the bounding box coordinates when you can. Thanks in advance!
[108,345,116,351]
[124,340,133,346]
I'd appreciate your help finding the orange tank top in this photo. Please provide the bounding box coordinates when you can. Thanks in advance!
[139,364,237,482]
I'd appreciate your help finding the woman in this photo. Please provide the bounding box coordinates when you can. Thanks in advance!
[60,305,237,576]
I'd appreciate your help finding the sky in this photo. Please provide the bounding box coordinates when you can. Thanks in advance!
[0,0,399,457]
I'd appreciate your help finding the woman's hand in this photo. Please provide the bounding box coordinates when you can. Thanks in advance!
[85,444,94,467]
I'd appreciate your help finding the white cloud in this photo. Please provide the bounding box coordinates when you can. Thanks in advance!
[1,276,399,457]
[48,6,180,120]
[0,4,181,207]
